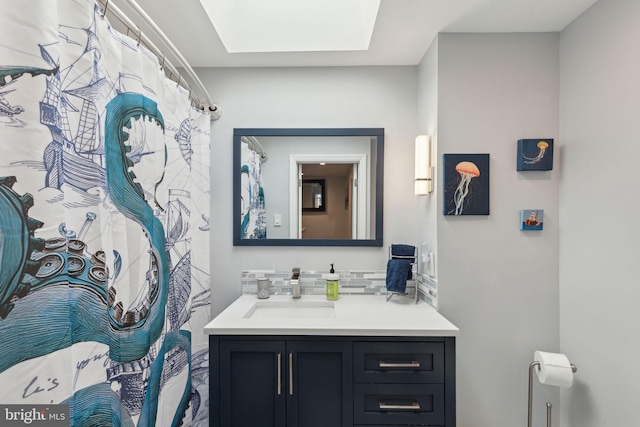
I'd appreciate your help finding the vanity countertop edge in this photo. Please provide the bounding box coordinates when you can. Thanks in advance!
[204,294,459,337]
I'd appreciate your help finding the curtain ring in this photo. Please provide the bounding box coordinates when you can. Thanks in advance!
[176,75,181,88]
[159,54,165,70]
[137,28,142,46]
[101,0,110,18]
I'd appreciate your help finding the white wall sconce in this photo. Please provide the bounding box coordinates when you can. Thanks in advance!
[415,135,432,195]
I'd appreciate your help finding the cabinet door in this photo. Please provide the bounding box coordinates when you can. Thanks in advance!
[286,341,353,427]
[219,340,286,427]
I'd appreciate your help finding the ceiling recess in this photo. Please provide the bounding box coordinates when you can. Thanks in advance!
[200,0,381,53]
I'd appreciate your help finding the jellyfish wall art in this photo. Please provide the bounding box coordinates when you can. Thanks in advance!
[520,209,544,230]
[443,153,490,216]
[517,138,554,171]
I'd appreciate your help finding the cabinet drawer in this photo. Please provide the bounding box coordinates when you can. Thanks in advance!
[354,342,445,383]
[354,383,444,425]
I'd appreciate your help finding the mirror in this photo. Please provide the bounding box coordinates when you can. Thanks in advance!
[302,179,325,212]
[233,128,384,246]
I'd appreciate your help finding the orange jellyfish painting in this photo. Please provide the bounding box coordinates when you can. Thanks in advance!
[443,154,490,215]
[517,139,554,171]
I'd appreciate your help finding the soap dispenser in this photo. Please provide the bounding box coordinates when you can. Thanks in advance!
[326,264,339,301]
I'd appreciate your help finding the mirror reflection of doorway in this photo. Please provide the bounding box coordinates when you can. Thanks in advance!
[300,163,355,239]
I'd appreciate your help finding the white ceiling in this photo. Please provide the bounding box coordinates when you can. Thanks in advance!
[119,0,598,68]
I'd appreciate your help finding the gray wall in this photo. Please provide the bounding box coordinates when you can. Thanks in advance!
[198,66,418,317]
[420,33,561,427]
[201,4,640,423]
[559,0,640,425]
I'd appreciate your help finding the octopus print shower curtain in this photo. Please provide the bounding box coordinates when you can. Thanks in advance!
[0,1,211,425]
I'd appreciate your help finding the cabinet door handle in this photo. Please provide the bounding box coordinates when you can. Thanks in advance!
[378,401,421,410]
[378,360,421,368]
[288,353,293,395]
[277,352,282,395]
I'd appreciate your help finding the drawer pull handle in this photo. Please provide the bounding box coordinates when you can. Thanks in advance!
[277,352,282,395]
[379,401,421,410]
[378,360,421,368]
[289,353,293,396]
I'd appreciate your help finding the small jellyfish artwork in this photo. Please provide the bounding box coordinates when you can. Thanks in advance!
[520,209,544,231]
[517,139,554,171]
[443,153,490,216]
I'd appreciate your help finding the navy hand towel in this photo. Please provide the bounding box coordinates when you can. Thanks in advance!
[391,244,415,259]
[386,259,413,293]
[390,243,415,280]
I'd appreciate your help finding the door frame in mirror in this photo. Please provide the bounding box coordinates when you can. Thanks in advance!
[290,154,368,240]
[233,128,384,246]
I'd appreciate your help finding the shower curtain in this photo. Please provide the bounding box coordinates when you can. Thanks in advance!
[240,141,266,239]
[0,1,211,426]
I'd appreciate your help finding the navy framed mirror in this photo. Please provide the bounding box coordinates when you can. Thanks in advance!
[233,128,384,246]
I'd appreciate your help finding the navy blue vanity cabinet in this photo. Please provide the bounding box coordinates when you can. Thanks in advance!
[210,336,455,427]
[211,337,353,427]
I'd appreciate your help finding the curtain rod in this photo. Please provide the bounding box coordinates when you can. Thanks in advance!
[242,136,268,163]
[98,0,222,120]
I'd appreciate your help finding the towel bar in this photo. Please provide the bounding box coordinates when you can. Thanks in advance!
[386,245,419,304]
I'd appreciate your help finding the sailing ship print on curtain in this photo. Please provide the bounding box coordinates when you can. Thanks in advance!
[0,1,211,426]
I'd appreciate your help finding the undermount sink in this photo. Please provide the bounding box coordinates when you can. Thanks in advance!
[243,300,336,319]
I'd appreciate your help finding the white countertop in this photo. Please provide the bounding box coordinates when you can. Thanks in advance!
[204,294,459,337]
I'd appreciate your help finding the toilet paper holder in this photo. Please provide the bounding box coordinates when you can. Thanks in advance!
[527,360,577,427]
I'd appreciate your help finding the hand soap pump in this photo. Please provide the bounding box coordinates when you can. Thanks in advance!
[326,264,339,301]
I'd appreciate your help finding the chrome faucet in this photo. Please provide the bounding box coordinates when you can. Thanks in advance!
[291,267,301,299]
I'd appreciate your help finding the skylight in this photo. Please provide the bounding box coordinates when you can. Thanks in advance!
[199,0,381,53]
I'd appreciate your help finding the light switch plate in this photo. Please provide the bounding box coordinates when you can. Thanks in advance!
[426,252,435,276]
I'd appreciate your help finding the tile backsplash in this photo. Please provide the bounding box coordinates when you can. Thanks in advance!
[241,269,438,309]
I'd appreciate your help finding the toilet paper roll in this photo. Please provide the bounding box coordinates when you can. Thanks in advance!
[533,351,574,388]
